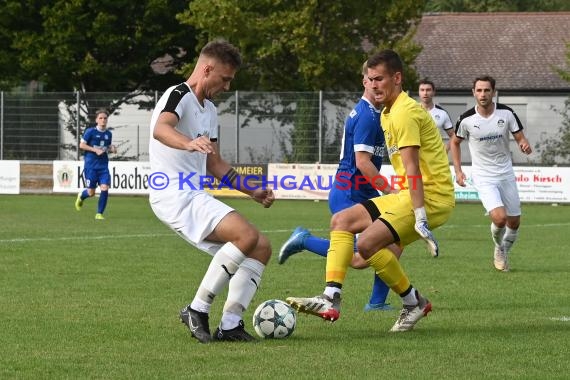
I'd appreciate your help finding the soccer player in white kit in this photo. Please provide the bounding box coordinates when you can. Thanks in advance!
[450,76,532,272]
[418,78,454,152]
[149,40,275,343]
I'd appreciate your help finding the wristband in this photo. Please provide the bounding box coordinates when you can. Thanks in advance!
[414,207,427,221]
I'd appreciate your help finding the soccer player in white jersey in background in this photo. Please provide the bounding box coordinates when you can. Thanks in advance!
[149,39,275,343]
[418,78,454,152]
[450,75,532,272]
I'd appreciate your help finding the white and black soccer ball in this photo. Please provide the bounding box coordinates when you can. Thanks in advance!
[252,299,297,339]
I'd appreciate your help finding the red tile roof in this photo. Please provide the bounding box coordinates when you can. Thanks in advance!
[414,12,570,92]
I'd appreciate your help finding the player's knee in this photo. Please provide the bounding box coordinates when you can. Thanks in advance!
[356,236,375,259]
[256,234,272,261]
[330,211,351,231]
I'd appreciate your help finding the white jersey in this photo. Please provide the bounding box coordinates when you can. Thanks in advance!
[149,82,218,199]
[455,103,523,179]
[429,104,453,132]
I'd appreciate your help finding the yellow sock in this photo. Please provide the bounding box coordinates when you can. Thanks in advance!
[366,248,410,295]
[325,231,354,285]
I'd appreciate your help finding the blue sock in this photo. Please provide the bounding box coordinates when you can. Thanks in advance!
[98,190,108,214]
[304,236,330,257]
[81,189,89,200]
[368,274,390,305]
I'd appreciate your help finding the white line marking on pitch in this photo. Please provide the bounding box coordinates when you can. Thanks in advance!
[1,222,569,244]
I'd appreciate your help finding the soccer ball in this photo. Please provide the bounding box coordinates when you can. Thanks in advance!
[252,299,296,339]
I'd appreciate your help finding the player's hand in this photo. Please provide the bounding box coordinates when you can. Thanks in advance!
[519,140,532,155]
[251,188,275,208]
[455,171,467,187]
[94,147,105,156]
[188,135,214,154]
[414,207,439,258]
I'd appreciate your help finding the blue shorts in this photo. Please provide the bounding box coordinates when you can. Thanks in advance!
[83,167,111,189]
[328,180,378,214]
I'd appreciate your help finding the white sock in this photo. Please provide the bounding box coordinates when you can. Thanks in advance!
[324,286,341,299]
[491,223,506,248]
[220,258,265,330]
[401,287,418,306]
[502,227,519,253]
[192,242,246,311]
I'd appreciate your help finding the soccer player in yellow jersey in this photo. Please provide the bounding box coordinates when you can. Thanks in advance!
[287,50,455,332]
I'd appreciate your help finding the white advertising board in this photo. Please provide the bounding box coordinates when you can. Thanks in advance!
[0,160,20,194]
[53,161,152,194]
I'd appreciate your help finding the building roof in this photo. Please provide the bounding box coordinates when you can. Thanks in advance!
[414,12,570,93]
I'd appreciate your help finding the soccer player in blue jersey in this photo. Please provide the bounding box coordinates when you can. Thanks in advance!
[75,108,117,220]
[279,62,402,311]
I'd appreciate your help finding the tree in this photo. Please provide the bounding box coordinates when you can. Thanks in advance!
[0,0,199,159]
[3,0,197,93]
[178,0,425,162]
[179,0,425,92]
[535,43,570,164]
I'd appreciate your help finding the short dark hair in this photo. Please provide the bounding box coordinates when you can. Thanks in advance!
[200,39,242,69]
[473,75,496,90]
[419,78,435,91]
[367,49,403,77]
[95,108,109,117]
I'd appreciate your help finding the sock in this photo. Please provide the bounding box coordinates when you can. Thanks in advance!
[97,190,108,214]
[221,257,265,330]
[368,274,390,305]
[324,286,341,299]
[491,223,506,248]
[193,242,246,310]
[304,236,330,257]
[325,231,355,285]
[502,226,519,253]
[366,248,410,295]
[80,189,89,200]
[400,286,419,306]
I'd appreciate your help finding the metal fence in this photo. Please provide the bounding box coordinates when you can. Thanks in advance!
[0,90,567,165]
[0,91,363,164]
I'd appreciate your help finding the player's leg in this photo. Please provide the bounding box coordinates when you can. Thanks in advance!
[500,178,522,263]
[161,194,248,343]
[278,185,351,263]
[358,193,452,332]
[364,243,402,312]
[286,202,374,321]
[205,205,272,341]
[75,169,96,211]
[478,182,509,271]
[95,169,111,220]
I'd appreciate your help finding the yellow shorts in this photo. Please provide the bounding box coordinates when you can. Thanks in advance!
[367,190,454,247]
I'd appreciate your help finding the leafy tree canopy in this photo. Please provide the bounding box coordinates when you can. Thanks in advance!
[179,0,426,91]
[0,0,197,92]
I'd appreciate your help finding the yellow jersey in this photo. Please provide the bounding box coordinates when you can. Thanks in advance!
[381,91,454,206]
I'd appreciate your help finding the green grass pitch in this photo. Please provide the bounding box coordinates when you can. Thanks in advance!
[0,195,568,379]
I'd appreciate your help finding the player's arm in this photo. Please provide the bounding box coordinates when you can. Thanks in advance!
[399,145,424,209]
[355,151,392,194]
[401,144,439,257]
[79,135,104,156]
[152,112,213,154]
[206,145,274,208]
[512,130,532,155]
[449,135,467,187]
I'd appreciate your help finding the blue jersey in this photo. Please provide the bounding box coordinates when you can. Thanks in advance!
[82,127,113,170]
[331,97,384,210]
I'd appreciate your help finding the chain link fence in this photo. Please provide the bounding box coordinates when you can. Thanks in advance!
[0,90,363,164]
[0,90,567,165]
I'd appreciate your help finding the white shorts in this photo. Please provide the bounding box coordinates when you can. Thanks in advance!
[474,177,521,216]
[150,191,234,256]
